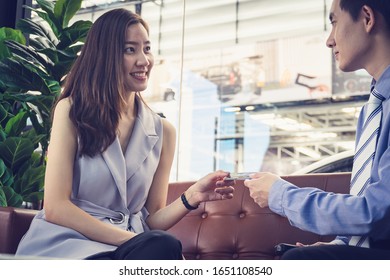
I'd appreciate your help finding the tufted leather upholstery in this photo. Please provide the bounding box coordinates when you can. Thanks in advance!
[0,172,351,259]
[167,172,351,259]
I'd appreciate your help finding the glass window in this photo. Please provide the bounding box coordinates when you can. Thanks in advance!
[33,0,367,181]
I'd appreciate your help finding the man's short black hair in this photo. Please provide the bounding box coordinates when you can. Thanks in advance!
[340,0,390,29]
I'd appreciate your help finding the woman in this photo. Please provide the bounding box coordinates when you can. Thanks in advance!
[15,8,234,260]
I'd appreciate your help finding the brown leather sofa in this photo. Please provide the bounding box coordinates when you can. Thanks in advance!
[0,172,351,259]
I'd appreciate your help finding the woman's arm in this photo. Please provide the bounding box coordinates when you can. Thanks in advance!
[145,119,234,230]
[43,98,135,246]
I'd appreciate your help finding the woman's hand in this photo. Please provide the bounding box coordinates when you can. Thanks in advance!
[185,170,235,206]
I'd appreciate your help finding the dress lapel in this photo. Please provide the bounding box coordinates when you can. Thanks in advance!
[125,96,160,181]
[101,138,127,207]
[101,95,160,205]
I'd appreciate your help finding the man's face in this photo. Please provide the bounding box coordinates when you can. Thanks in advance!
[326,0,370,72]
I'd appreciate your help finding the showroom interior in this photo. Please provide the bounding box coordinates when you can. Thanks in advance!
[1,0,369,182]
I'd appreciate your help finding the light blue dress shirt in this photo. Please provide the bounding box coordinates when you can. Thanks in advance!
[269,65,390,245]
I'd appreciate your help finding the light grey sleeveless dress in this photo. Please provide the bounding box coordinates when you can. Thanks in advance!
[15,96,163,259]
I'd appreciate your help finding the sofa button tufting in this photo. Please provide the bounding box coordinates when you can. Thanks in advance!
[232,253,239,259]
[239,212,246,218]
[201,212,208,219]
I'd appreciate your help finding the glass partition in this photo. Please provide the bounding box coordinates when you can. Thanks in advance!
[32,0,366,181]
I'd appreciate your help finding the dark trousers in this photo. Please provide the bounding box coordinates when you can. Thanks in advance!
[86,230,183,260]
[281,245,390,260]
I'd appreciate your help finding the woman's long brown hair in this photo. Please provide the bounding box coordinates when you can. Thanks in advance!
[58,9,149,157]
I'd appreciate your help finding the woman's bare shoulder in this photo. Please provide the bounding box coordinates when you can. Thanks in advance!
[54,97,72,112]
[161,118,176,138]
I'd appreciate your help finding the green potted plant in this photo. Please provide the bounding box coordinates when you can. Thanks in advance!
[0,0,92,208]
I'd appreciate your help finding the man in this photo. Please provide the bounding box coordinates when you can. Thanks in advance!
[244,0,390,259]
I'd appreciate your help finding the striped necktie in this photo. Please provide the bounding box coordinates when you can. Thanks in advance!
[349,88,384,247]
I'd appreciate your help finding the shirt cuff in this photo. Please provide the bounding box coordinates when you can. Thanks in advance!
[331,236,348,245]
[268,178,291,217]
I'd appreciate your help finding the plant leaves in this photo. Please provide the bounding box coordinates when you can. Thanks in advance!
[54,0,83,29]
[30,150,46,168]
[0,160,14,188]
[0,58,60,96]
[16,18,57,45]
[35,0,55,15]
[0,159,5,178]
[0,167,14,187]
[29,36,53,51]
[4,40,53,69]
[23,6,60,39]
[0,27,26,60]
[23,191,44,203]
[14,164,45,197]
[35,0,61,35]
[0,137,34,171]
[26,0,61,37]
[39,48,77,80]
[5,111,28,137]
[58,20,92,49]
[0,130,6,142]
[0,187,6,206]
[0,58,44,92]
[1,185,23,207]
[0,103,8,123]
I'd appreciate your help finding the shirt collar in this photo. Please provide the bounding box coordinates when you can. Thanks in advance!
[372,65,390,100]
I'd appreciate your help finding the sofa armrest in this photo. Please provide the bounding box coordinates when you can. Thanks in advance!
[0,207,37,254]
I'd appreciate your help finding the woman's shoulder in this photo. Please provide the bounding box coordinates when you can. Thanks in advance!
[52,97,74,127]
[161,118,176,136]
[54,97,72,114]
[55,97,72,110]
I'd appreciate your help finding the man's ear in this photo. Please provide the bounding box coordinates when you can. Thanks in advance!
[361,5,376,33]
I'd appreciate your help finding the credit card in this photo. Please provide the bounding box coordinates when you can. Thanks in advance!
[224,172,254,181]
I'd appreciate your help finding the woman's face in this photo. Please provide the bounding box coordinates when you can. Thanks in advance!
[122,23,154,93]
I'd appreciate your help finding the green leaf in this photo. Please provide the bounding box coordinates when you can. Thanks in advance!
[22,131,46,151]
[0,58,45,92]
[34,0,62,36]
[58,20,92,49]
[0,27,26,60]
[23,191,44,203]
[24,94,56,119]
[0,137,34,171]
[1,186,23,207]
[0,187,6,207]
[23,6,60,38]
[28,111,45,135]
[0,58,60,96]
[14,164,45,197]
[46,78,61,96]
[36,0,55,14]
[0,159,5,178]
[29,36,54,50]
[4,40,52,71]
[0,164,14,187]
[5,111,28,136]
[39,48,77,80]
[16,18,58,45]
[0,103,7,123]
[0,130,6,142]
[30,150,46,167]
[54,0,83,29]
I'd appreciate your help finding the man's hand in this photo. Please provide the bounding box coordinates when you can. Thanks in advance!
[243,172,280,208]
